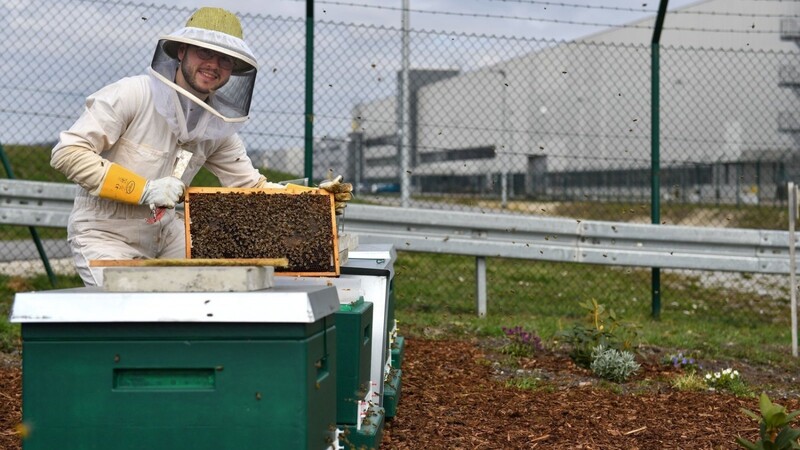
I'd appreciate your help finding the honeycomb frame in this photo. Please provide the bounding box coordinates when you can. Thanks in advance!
[184,186,339,277]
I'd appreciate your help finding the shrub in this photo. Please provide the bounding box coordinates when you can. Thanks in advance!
[556,298,640,368]
[736,393,800,450]
[590,345,640,383]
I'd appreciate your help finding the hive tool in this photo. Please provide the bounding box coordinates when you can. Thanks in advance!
[146,149,192,224]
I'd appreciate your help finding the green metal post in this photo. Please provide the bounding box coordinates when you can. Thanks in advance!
[304,1,314,183]
[651,0,669,319]
[0,143,58,287]
[756,160,761,204]
[736,164,741,207]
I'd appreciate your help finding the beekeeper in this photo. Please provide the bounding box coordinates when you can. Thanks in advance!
[51,7,352,286]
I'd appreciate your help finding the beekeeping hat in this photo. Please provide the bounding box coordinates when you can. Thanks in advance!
[162,8,256,74]
[149,7,258,124]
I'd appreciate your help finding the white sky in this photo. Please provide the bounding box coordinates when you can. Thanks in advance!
[170,0,704,41]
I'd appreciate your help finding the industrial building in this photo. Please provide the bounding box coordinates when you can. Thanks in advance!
[320,0,800,205]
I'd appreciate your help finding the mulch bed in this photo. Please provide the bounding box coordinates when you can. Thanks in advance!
[0,363,21,450]
[383,338,797,450]
[2,338,799,449]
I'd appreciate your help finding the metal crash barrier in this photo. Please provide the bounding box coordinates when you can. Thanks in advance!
[2,178,798,309]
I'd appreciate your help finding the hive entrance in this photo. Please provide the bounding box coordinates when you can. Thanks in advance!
[185,187,339,276]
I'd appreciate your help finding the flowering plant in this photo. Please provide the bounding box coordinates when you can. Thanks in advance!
[665,352,700,373]
[501,326,543,358]
[705,368,742,391]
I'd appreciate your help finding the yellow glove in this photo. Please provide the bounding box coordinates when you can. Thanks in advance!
[318,175,353,215]
[97,163,148,204]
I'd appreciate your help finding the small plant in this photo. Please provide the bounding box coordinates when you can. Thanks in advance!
[505,376,543,391]
[556,298,640,368]
[736,392,800,449]
[671,372,707,392]
[500,326,543,358]
[664,352,700,373]
[589,345,640,383]
[705,368,742,390]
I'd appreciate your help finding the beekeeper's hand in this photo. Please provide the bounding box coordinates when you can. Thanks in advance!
[319,175,353,215]
[140,176,186,208]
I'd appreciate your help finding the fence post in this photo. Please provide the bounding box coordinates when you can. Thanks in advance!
[650,0,670,320]
[304,0,314,183]
[400,0,411,208]
[476,256,487,317]
[789,181,798,357]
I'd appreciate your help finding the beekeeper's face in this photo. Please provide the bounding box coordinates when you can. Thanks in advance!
[176,44,233,98]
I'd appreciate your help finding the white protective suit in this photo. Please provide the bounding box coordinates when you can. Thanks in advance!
[51,75,272,286]
[51,9,277,286]
[52,8,350,286]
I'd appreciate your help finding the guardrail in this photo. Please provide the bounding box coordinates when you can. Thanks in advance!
[346,204,793,274]
[344,203,796,320]
[2,178,796,314]
[1,179,77,228]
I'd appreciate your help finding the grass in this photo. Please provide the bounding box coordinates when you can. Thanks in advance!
[671,372,708,392]
[413,194,787,230]
[392,252,799,370]
[505,376,547,391]
[0,145,72,181]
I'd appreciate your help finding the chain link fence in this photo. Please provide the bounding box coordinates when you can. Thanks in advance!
[2,0,800,324]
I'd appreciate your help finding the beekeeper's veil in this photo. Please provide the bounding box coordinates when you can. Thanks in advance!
[148,7,258,141]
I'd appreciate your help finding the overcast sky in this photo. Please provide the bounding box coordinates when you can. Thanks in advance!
[170,0,704,41]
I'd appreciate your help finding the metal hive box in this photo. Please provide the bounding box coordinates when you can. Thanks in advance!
[184,186,340,276]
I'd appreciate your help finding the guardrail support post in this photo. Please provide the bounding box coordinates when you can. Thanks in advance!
[476,256,487,317]
[789,182,798,357]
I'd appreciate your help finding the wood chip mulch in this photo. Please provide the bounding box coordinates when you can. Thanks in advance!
[2,338,799,449]
[381,338,797,450]
[0,365,21,450]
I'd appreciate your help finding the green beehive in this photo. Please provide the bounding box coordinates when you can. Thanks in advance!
[386,277,396,351]
[335,298,373,425]
[274,275,385,449]
[342,244,402,421]
[391,335,405,369]
[383,279,402,420]
[382,368,402,419]
[339,403,384,450]
[11,285,340,450]
[336,298,385,450]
